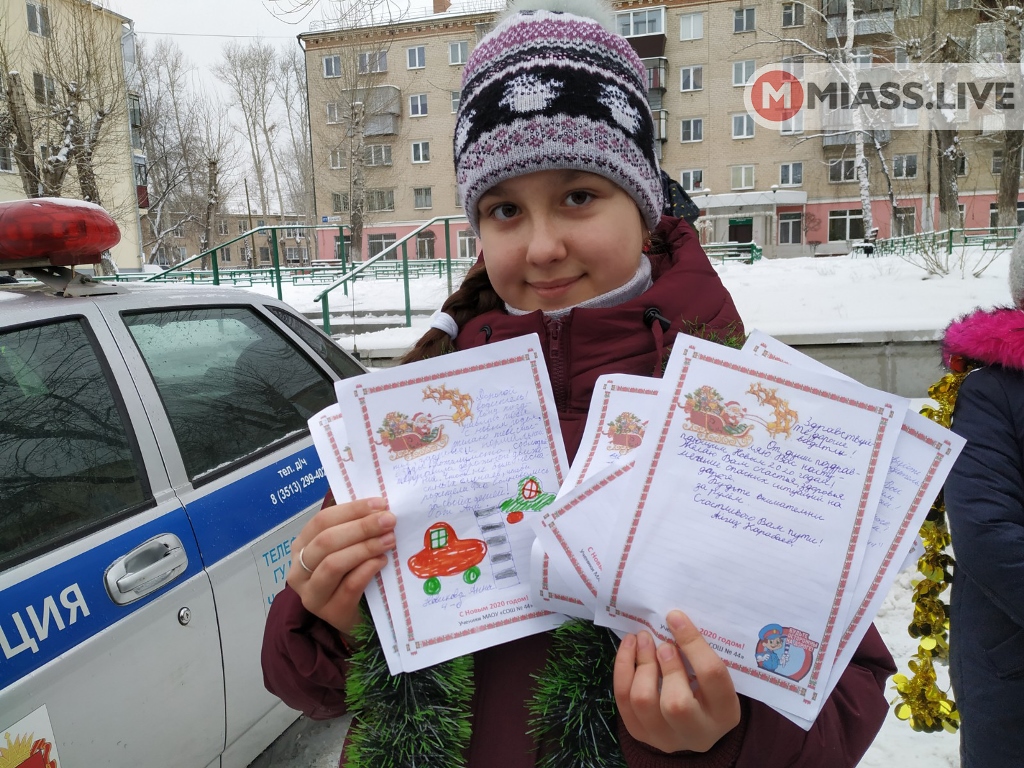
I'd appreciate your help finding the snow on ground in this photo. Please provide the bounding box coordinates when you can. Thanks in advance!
[247,248,1013,766]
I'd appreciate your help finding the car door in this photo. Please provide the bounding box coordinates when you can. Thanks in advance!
[0,307,225,768]
[111,300,350,767]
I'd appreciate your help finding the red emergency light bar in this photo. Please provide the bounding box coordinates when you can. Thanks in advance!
[0,197,121,270]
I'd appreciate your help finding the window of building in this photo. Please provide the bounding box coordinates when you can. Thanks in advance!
[407,46,426,69]
[733,60,755,86]
[779,212,802,244]
[416,231,435,259]
[782,2,804,27]
[947,0,968,9]
[781,55,805,78]
[893,153,917,179]
[780,162,803,186]
[680,118,703,142]
[679,12,703,41]
[894,47,911,70]
[358,50,387,74]
[458,229,477,259]
[732,114,755,139]
[852,47,873,69]
[414,187,433,209]
[26,2,50,37]
[893,102,919,126]
[991,150,1023,175]
[451,90,461,112]
[220,246,231,262]
[368,233,397,257]
[327,102,341,123]
[364,144,392,166]
[171,220,185,238]
[617,8,664,36]
[284,246,308,264]
[897,0,922,16]
[283,221,301,239]
[409,93,428,116]
[217,219,229,236]
[332,192,349,212]
[1,144,15,173]
[366,189,395,212]
[329,148,345,169]
[133,158,147,187]
[449,41,469,65]
[679,169,703,191]
[731,165,755,190]
[257,219,266,228]
[176,246,188,262]
[323,55,341,78]
[455,186,463,208]
[680,65,703,92]
[780,112,804,134]
[128,94,143,149]
[411,141,430,163]
[734,7,756,33]
[894,206,916,236]
[259,246,271,263]
[33,72,56,105]
[829,158,860,182]
[238,220,246,234]
[956,154,967,176]
[828,209,864,241]
[988,201,1024,228]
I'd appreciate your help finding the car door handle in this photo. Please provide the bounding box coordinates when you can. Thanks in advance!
[105,534,189,606]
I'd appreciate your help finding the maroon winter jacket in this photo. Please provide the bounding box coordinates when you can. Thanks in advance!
[262,216,896,767]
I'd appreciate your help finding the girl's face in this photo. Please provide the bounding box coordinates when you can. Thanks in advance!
[477,169,646,312]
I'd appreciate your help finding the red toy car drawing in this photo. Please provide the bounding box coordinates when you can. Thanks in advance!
[407,522,487,595]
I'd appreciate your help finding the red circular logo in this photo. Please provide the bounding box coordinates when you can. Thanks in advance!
[748,68,804,123]
[521,478,540,500]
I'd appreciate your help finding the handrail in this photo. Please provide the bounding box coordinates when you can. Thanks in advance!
[314,214,469,334]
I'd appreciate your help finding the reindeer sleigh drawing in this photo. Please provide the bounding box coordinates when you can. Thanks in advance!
[682,383,800,447]
[375,384,475,461]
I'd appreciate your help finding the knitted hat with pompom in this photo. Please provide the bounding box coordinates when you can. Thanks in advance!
[453,0,663,235]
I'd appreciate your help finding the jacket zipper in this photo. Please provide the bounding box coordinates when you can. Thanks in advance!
[545,316,569,412]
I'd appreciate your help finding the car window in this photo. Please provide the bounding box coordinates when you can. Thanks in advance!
[0,319,150,568]
[123,307,336,483]
[267,306,365,379]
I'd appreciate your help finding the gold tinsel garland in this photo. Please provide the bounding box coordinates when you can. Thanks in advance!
[891,366,972,733]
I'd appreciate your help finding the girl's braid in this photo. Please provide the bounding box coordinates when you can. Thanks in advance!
[400,260,503,364]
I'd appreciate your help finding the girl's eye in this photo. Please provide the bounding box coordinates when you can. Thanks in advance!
[566,190,594,207]
[490,203,519,221]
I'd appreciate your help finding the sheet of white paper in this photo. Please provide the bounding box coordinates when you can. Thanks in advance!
[743,333,964,725]
[308,404,405,673]
[560,374,661,496]
[529,541,593,620]
[596,335,905,720]
[532,461,635,612]
[335,335,567,672]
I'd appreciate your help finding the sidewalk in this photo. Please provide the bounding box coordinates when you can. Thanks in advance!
[249,714,351,768]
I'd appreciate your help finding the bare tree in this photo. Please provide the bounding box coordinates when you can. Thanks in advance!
[215,40,286,216]
[276,45,314,219]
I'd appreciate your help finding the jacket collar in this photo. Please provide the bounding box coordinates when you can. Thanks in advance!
[942,306,1024,371]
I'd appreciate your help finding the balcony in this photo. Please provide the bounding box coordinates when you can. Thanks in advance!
[643,57,668,92]
[826,10,895,39]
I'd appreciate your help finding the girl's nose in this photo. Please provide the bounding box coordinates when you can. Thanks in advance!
[524,217,568,265]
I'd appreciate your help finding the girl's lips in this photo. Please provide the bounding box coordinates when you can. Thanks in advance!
[530,276,580,298]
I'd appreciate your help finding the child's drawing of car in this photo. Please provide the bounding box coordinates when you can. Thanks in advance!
[407,522,488,595]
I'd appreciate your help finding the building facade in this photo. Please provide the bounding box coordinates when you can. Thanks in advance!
[0,0,146,269]
[301,0,1024,260]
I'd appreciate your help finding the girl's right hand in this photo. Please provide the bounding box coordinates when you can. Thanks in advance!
[286,497,396,636]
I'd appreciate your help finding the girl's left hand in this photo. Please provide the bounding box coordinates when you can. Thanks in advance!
[613,609,741,754]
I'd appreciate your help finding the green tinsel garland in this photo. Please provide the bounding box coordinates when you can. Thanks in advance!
[344,603,474,768]
[528,620,626,768]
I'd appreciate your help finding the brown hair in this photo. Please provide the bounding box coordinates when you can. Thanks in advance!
[400,260,504,364]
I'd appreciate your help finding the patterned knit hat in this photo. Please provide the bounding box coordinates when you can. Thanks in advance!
[454,0,663,235]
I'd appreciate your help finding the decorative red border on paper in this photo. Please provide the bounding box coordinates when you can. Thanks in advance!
[354,350,565,654]
[320,412,357,499]
[539,554,586,606]
[605,345,894,697]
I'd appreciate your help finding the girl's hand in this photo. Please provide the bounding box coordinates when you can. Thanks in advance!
[614,610,741,754]
[286,497,396,636]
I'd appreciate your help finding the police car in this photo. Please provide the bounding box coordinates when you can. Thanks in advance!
[0,198,364,767]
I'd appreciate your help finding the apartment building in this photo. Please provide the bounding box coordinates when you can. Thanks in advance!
[150,212,317,270]
[0,0,145,268]
[301,0,1023,259]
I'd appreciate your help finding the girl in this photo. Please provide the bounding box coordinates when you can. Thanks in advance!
[262,2,895,765]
